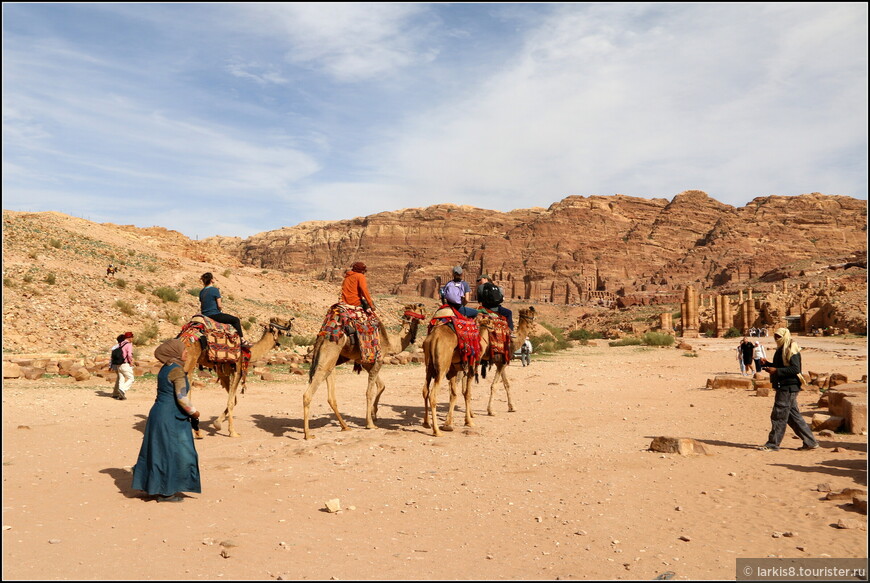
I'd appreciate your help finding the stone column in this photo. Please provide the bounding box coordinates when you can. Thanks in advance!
[683,285,699,337]
[660,312,672,334]
[748,288,753,300]
[739,289,744,303]
[680,302,687,336]
[714,294,722,334]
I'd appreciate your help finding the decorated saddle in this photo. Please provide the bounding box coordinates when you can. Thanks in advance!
[428,305,483,368]
[318,303,382,364]
[478,307,512,363]
[178,315,250,365]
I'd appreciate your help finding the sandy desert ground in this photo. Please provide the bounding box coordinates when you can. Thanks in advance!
[2,336,867,581]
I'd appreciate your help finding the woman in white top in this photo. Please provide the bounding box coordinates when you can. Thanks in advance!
[752,341,767,375]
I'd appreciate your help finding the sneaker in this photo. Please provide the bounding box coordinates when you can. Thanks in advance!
[758,445,779,451]
[798,443,819,450]
[118,393,127,401]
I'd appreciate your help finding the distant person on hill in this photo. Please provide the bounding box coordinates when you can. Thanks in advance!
[757,328,818,452]
[198,272,244,341]
[440,266,478,319]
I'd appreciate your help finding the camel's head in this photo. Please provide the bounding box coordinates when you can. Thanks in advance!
[401,303,427,323]
[267,317,294,346]
[518,306,536,326]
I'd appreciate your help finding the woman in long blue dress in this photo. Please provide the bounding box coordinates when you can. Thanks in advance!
[132,338,201,502]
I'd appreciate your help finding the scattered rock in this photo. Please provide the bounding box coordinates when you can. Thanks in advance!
[649,436,710,456]
[835,518,866,530]
[325,499,342,513]
[826,488,866,501]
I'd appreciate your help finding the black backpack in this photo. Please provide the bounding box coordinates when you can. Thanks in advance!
[479,282,504,306]
[110,345,125,366]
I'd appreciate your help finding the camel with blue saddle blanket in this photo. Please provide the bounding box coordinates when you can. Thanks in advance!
[178,314,293,438]
[302,303,427,440]
[421,305,495,437]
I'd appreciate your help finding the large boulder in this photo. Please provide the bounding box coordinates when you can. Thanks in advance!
[827,383,868,434]
[709,375,754,390]
[2,362,22,379]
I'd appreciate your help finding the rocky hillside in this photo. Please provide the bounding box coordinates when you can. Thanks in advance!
[212,191,866,302]
[3,194,867,361]
[1,211,421,358]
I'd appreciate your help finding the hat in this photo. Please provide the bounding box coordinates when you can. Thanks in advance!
[478,274,490,281]
[351,262,367,273]
[452,265,463,275]
[124,331,134,338]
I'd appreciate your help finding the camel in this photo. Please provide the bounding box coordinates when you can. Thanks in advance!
[421,313,494,437]
[302,303,427,440]
[182,316,293,438]
[480,306,536,416]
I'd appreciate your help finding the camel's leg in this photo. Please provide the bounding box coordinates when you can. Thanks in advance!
[487,367,499,416]
[422,372,433,429]
[302,366,330,440]
[428,376,442,437]
[502,366,516,413]
[364,363,382,430]
[371,375,387,423]
[443,374,458,432]
[213,371,231,433]
[224,371,243,437]
[325,369,351,432]
[462,368,475,427]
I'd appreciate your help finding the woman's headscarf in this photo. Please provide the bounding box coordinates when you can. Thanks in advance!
[154,338,186,366]
[774,327,801,363]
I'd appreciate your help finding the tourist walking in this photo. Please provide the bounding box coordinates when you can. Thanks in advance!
[757,328,819,452]
[111,332,135,400]
[752,340,767,374]
[131,338,201,502]
[739,338,754,376]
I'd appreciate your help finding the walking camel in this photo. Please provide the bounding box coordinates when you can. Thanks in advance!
[421,313,494,437]
[480,306,536,416]
[302,303,427,440]
[182,316,293,438]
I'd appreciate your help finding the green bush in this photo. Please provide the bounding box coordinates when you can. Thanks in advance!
[147,265,157,273]
[222,269,232,278]
[115,300,136,316]
[242,320,252,331]
[115,278,127,289]
[23,273,33,283]
[3,277,13,288]
[44,273,56,285]
[133,322,159,346]
[136,283,147,293]
[49,239,62,249]
[568,328,602,341]
[724,327,742,338]
[292,334,317,347]
[187,287,200,297]
[609,336,643,346]
[153,286,180,302]
[28,251,39,260]
[641,331,675,346]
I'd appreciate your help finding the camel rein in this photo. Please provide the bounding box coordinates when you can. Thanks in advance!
[404,310,425,320]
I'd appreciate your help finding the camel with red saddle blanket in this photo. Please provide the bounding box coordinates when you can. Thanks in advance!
[421,306,495,437]
[179,315,293,437]
[302,303,427,440]
[479,306,536,416]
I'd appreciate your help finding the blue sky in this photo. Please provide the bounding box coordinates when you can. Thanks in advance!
[3,3,867,239]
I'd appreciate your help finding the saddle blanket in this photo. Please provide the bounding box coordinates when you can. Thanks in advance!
[428,306,482,368]
[318,303,382,364]
[479,308,512,363]
[178,315,247,365]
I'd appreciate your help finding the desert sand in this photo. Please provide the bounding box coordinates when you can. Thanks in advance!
[2,335,867,581]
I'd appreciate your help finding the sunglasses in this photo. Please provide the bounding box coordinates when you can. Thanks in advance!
[774,334,782,339]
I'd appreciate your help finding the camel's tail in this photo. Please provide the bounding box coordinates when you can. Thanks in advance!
[308,336,326,382]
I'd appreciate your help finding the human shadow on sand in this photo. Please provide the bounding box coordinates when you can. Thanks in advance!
[691,438,759,450]
[770,458,867,485]
[98,467,142,499]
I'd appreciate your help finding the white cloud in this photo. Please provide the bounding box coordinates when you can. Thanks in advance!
[235,3,436,81]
